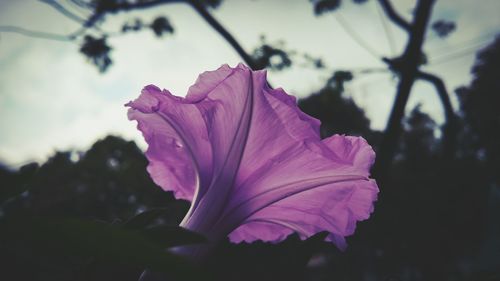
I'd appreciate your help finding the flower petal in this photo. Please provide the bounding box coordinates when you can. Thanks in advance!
[181,64,255,231]
[126,85,213,201]
[128,64,257,224]
[228,178,378,250]
[223,134,378,250]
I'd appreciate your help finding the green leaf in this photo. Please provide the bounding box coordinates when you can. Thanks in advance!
[0,216,206,280]
[123,201,188,230]
[123,208,171,229]
[143,225,207,248]
[122,207,207,247]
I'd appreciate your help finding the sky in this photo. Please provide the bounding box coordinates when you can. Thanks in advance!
[0,0,499,167]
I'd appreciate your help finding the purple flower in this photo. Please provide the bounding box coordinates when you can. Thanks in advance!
[126,64,378,252]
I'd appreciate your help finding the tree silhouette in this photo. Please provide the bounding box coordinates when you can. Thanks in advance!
[456,36,500,184]
[298,70,371,138]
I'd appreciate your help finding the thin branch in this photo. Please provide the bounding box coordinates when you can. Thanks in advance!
[188,0,258,70]
[430,40,491,65]
[353,67,389,75]
[39,0,86,24]
[80,0,258,69]
[3,0,259,73]
[416,71,453,121]
[417,70,457,158]
[0,25,84,41]
[375,0,396,55]
[85,0,183,28]
[377,0,411,32]
[375,0,436,179]
[67,0,92,10]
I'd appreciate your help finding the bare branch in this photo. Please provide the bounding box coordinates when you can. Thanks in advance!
[67,0,91,9]
[352,67,389,75]
[80,0,258,69]
[39,0,86,24]
[85,0,183,28]
[188,0,258,70]
[375,0,436,179]
[377,0,411,32]
[0,25,85,41]
[3,0,258,74]
[416,71,454,123]
[417,70,457,158]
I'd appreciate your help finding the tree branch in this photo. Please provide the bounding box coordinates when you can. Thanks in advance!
[0,25,84,41]
[377,0,411,32]
[39,0,86,24]
[84,0,183,28]
[375,0,436,179]
[417,70,457,158]
[83,0,258,69]
[188,1,258,69]
[416,71,454,124]
[4,0,259,73]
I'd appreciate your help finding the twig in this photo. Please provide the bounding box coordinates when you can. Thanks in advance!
[188,0,258,69]
[0,25,85,41]
[84,0,183,28]
[39,0,86,24]
[377,0,411,31]
[417,71,457,158]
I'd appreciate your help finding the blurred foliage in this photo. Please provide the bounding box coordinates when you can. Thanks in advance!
[73,0,342,73]
[122,18,144,33]
[250,36,328,71]
[88,0,221,15]
[121,16,174,37]
[150,16,174,37]
[252,36,293,71]
[456,36,500,184]
[73,0,334,73]
[0,136,201,281]
[79,14,174,71]
[0,216,204,280]
[432,20,457,38]
[299,70,372,138]
[312,0,342,15]
[79,35,112,73]
[311,0,368,15]
[302,53,326,69]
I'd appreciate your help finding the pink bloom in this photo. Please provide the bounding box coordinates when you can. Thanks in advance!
[126,64,378,251]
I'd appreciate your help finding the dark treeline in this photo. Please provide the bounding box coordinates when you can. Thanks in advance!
[1,36,499,281]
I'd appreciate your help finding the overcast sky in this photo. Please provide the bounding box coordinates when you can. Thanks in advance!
[0,0,499,167]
